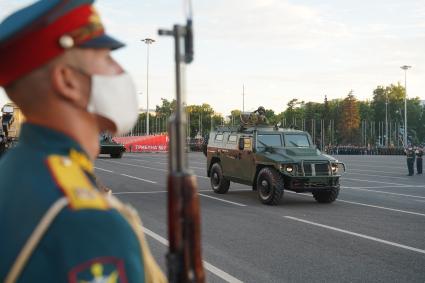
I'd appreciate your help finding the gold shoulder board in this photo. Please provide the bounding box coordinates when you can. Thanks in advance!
[47,155,109,210]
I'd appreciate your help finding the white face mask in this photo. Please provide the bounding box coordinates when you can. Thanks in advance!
[87,73,139,135]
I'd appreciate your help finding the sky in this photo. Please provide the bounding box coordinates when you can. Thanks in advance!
[1,0,424,115]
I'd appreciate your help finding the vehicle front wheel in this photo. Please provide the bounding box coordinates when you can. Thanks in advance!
[210,163,230,194]
[312,188,339,203]
[256,167,284,205]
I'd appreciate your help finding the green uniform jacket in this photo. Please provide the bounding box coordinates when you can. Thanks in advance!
[0,123,162,283]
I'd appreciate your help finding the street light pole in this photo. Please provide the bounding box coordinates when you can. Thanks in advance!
[400,65,411,147]
[141,38,155,136]
[385,92,388,147]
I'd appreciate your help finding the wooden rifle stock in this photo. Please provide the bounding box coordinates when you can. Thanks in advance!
[167,173,204,283]
[160,10,205,283]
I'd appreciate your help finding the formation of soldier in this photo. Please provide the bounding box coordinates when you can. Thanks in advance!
[325,145,406,155]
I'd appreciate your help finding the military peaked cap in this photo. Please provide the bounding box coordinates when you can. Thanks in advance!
[0,0,124,86]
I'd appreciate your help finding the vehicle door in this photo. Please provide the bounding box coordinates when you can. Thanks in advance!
[215,133,234,176]
[220,133,239,178]
[238,136,256,181]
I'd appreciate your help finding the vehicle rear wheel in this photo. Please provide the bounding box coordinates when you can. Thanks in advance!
[111,152,123,158]
[256,167,284,205]
[210,163,230,194]
[312,188,339,203]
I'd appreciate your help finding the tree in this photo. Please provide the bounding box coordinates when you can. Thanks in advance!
[229,109,242,125]
[155,98,176,117]
[339,91,360,144]
[186,104,215,138]
[283,98,305,127]
[264,109,277,124]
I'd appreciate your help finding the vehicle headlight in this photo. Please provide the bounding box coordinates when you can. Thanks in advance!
[331,164,338,173]
[285,165,294,173]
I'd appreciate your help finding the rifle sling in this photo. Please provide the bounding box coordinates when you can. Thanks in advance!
[5,197,69,283]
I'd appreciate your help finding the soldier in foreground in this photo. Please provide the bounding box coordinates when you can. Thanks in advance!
[405,146,416,176]
[0,1,166,282]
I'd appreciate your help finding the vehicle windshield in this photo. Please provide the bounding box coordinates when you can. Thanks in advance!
[284,134,310,147]
[257,134,282,149]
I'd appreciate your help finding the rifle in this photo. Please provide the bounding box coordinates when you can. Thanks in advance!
[159,2,205,282]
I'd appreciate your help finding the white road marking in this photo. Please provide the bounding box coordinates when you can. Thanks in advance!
[342,186,423,189]
[130,159,168,166]
[190,166,206,170]
[113,191,168,195]
[347,172,410,180]
[345,187,425,199]
[127,155,207,165]
[337,200,425,217]
[284,190,425,217]
[94,167,114,173]
[142,227,244,283]
[136,159,204,171]
[343,161,405,169]
[349,168,407,175]
[348,162,405,167]
[130,157,206,170]
[414,199,425,203]
[284,216,425,255]
[101,159,209,179]
[120,173,157,184]
[102,160,168,172]
[113,189,213,195]
[343,177,410,186]
[199,194,247,207]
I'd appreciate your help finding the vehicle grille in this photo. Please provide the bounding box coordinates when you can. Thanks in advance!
[292,180,328,188]
[297,162,330,176]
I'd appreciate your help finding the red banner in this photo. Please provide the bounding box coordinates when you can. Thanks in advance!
[113,135,169,152]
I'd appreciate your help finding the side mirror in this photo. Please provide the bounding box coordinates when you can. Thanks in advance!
[238,138,244,150]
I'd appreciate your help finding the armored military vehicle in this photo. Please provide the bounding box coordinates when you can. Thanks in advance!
[0,103,24,156]
[206,108,345,205]
[99,133,125,158]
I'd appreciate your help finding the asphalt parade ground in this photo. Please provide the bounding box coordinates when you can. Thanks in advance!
[95,153,425,283]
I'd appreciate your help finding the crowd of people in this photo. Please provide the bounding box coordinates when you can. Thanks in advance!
[324,145,407,155]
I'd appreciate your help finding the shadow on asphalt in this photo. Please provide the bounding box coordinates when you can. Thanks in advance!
[221,189,328,206]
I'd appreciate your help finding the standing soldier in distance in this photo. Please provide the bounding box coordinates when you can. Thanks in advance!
[405,145,416,176]
[416,146,423,174]
[0,1,166,282]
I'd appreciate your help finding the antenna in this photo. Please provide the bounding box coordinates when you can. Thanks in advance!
[242,84,245,113]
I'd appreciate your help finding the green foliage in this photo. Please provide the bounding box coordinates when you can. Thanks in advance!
[150,84,425,145]
[339,91,360,143]
[155,98,176,117]
[186,103,218,138]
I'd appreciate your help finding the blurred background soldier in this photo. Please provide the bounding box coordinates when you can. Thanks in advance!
[416,146,423,174]
[405,146,416,176]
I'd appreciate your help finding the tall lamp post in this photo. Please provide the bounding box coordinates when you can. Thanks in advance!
[385,92,388,147]
[400,65,411,147]
[141,38,155,135]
